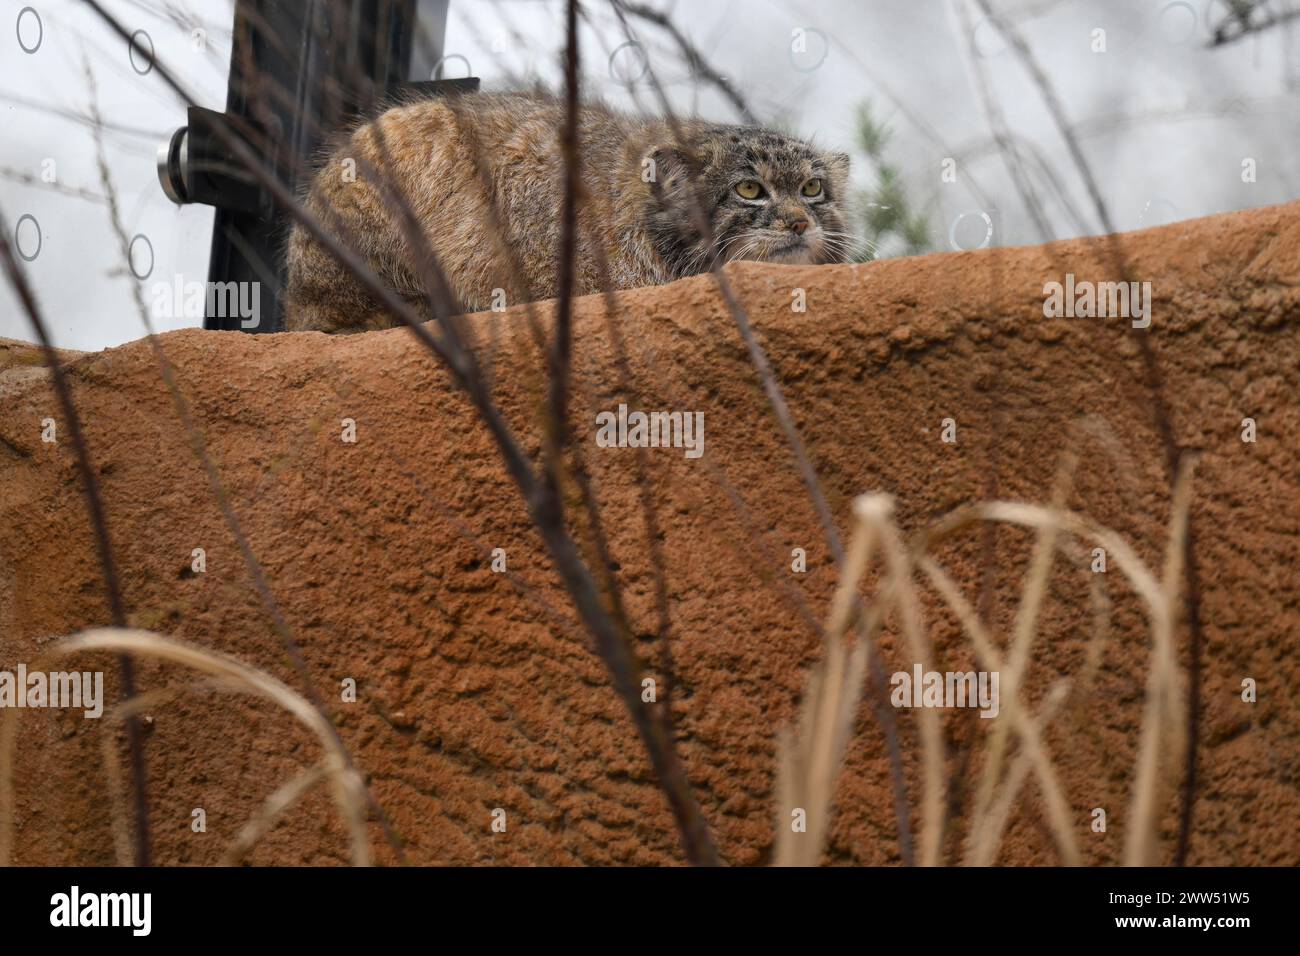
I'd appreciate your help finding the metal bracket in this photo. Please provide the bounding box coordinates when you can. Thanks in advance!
[156,106,271,217]
[152,0,464,332]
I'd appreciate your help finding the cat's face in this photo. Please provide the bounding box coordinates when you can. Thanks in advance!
[641,126,852,274]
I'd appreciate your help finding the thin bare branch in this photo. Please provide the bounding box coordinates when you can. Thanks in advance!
[616,0,758,123]
[972,0,1209,867]
[79,0,718,864]
[1208,5,1300,47]
[547,0,582,509]
[1,629,369,866]
[0,209,152,867]
[952,0,1055,243]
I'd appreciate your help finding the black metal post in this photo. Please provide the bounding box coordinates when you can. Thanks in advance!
[202,0,434,331]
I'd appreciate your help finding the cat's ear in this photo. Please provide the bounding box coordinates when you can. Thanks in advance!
[639,145,698,194]
[824,150,851,193]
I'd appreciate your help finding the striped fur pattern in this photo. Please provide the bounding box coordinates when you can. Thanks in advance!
[283,91,851,332]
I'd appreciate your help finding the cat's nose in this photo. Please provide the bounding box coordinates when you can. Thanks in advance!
[790,219,809,235]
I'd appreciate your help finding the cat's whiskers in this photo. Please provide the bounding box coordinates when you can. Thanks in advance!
[817,229,874,261]
[716,231,759,262]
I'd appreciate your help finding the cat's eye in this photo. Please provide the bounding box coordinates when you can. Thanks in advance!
[801,178,824,198]
[735,180,765,200]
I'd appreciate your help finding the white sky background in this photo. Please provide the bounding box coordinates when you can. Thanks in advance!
[0,0,230,350]
[1,0,1297,351]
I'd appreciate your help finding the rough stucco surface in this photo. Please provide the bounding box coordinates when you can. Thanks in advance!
[1,201,1297,867]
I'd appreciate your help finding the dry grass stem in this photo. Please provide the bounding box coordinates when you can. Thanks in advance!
[1124,456,1195,865]
[861,498,947,867]
[774,495,880,866]
[921,557,1080,865]
[1,629,370,867]
[969,450,1077,851]
[776,459,1189,869]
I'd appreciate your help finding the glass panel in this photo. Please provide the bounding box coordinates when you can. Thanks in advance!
[1,1,232,350]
